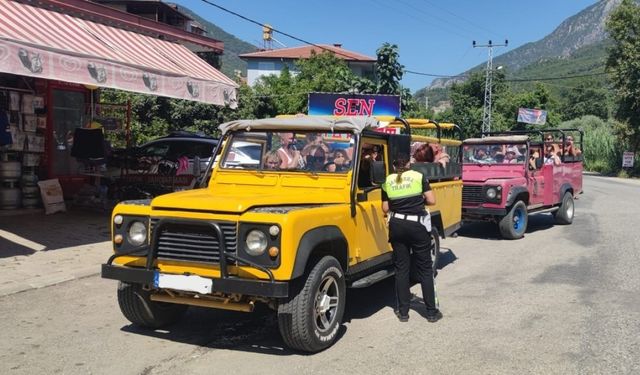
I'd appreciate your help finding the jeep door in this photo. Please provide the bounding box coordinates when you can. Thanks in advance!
[527,146,545,205]
[353,140,392,262]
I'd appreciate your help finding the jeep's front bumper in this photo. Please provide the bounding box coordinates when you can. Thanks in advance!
[103,217,288,298]
[101,264,289,298]
[462,206,507,219]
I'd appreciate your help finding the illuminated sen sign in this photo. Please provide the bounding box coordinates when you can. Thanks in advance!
[308,93,401,117]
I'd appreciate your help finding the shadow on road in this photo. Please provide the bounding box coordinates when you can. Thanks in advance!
[121,304,303,356]
[0,209,110,258]
[119,247,460,355]
[457,212,557,240]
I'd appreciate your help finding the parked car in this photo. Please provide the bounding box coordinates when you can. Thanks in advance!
[461,129,583,239]
[109,131,218,199]
[117,131,218,175]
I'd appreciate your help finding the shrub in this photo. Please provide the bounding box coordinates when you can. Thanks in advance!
[559,116,621,174]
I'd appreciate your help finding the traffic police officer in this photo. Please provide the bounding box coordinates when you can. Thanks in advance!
[381,154,442,323]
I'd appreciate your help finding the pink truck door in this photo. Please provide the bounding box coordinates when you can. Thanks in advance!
[528,168,545,205]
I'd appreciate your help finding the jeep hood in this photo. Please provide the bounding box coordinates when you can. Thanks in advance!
[150,188,343,213]
[462,167,524,183]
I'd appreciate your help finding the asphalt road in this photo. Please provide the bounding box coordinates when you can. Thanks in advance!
[1,175,639,374]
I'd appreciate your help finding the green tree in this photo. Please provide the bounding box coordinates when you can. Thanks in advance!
[559,79,609,120]
[500,82,560,129]
[606,0,640,152]
[376,43,403,95]
[254,66,306,114]
[444,71,492,137]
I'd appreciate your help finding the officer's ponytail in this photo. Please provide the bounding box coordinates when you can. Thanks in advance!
[393,153,410,183]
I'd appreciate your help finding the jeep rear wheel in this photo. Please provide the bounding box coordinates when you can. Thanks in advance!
[117,281,187,328]
[553,191,574,225]
[277,256,346,352]
[499,201,528,240]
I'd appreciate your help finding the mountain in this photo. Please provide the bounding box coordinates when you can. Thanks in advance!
[173,4,258,79]
[416,0,625,106]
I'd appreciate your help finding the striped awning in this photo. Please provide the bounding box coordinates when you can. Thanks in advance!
[0,0,238,107]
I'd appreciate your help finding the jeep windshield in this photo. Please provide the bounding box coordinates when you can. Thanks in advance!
[463,143,527,165]
[220,130,355,173]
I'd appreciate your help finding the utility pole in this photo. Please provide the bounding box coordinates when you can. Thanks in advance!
[473,39,508,134]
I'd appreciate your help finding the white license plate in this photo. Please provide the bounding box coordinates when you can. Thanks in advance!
[154,273,213,294]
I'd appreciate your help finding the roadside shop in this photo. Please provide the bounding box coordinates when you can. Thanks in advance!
[0,0,238,214]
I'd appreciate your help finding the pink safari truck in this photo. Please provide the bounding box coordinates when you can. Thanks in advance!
[461,130,583,239]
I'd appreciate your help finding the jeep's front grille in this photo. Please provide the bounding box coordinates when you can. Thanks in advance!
[150,219,237,263]
[462,185,483,205]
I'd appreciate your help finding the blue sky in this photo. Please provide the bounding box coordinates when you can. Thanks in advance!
[172,0,598,93]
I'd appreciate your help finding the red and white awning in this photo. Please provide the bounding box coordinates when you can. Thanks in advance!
[0,0,238,107]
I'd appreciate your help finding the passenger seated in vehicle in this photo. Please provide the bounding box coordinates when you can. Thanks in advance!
[329,148,351,171]
[263,150,282,170]
[358,145,380,187]
[302,133,329,157]
[490,146,504,161]
[529,147,541,170]
[277,132,304,169]
[471,148,489,162]
[543,144,561,166]
[413,143,434,163]
[503,148,518,164]
[544,133,559,155]
[305,145,332,172]
[430,143,450,167]
[563,135,582,157]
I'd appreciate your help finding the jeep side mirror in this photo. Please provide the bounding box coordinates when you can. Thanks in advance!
[356,186,381,202]
[535,158,543,169]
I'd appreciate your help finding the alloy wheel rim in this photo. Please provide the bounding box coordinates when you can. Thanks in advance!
[314,275,340,333]
[513,208,524,232]
[567,197,574,218]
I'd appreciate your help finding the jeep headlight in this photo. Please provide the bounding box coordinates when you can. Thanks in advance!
[127,221,147,246]
[246,230,268,256]
[486,187,497,199]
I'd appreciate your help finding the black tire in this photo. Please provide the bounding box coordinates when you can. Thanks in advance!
[498,200,528,240]
[277,256,346,352]
[117,281,187,328]
[553,191,574,225]
[431,227,441,278]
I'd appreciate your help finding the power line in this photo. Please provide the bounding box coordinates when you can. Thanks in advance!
[405,69,609,82]
[504,71,609,82]
[198,0,364,61]
[404,70,467,78]
[421,0,500,39]
[389,0,477,40]
[200,0,610,90]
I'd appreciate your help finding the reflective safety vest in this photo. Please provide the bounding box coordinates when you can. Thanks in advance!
[382,169,424,200]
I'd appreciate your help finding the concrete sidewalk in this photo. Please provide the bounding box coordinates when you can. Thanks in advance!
[0,209,112,297]
[0,241,111,296]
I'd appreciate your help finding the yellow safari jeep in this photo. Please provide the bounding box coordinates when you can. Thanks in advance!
[102,116,462,352]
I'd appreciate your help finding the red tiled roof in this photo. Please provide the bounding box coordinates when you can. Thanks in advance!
[239,44,375,62]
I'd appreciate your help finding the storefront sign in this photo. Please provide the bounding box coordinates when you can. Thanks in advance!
[308,93,401,117]
[622,151,635,168]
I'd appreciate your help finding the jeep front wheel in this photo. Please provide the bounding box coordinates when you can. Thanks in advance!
[499,201,528,240]
[117,281,187,328]
[553,191,574,225]
[277,256,346,352]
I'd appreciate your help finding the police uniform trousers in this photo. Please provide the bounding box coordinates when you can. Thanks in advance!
[389,216,437,316]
